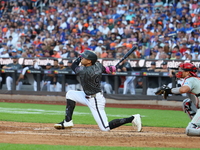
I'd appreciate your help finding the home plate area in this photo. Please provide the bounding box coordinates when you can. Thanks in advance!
[0,121,200,148]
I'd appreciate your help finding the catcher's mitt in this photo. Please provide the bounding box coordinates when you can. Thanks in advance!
[155,85,172,99]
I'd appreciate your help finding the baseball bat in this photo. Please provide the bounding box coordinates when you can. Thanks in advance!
[115,46,137,67]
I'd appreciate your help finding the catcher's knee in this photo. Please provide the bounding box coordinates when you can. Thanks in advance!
[183,98,197,119]
[186,122,200,136]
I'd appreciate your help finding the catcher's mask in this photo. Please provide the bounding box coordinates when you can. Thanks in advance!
[176,62,197,78]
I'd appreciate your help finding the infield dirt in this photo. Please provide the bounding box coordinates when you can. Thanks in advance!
[0,121,200,148]
[0,98,200,148]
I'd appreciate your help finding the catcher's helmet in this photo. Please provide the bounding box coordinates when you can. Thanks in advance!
[81,50,97,64]
[176,62,197,78]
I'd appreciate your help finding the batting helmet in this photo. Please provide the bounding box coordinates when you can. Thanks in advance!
[81,50,97,64]
[176,62,197,78]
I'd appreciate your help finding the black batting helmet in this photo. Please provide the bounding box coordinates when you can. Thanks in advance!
[81,50,97,64]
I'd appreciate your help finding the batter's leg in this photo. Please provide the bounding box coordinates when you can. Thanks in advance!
[88,93,142,132]
[65,99,76,122]
[54,90,89,129]
[54,99,77,129]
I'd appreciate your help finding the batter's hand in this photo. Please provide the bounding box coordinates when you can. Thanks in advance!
[105,66,116,74]
[155,85,172,99]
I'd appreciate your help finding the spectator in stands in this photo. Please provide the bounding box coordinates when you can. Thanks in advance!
[61,46,70,58]
[175,52,182,60]
[52,46,61,58]
[0,0,199,92]
[0,49,9,58]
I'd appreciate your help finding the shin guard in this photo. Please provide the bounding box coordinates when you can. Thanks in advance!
[183,98,197,120]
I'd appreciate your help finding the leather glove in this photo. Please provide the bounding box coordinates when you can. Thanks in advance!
[155,85,172,99]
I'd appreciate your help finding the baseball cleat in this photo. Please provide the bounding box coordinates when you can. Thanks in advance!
[132,114,142,132]
[54,120,74,129]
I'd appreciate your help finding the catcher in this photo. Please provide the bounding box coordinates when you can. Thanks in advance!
[155,62,200,136]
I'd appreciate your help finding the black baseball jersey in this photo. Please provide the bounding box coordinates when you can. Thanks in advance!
[147,69,159,88]
[43,68,55,84]
[6,63,23,70]
[6,63,23,79]
[56,67,67,84]
[72,58,104,95]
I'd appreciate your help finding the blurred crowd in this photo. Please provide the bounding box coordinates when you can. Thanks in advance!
[0,0,199,60]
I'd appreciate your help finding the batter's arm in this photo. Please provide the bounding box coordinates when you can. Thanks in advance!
[71,57,81,72]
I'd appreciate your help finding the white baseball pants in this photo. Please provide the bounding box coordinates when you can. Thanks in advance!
[33,80,44,91]
[6,76,22,91]
[56,82,76,92]
[147,87,158,95]
[66,90,110,131]
[123,76,136,94]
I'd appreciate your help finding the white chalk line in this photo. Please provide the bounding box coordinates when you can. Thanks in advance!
[0,107,145,118]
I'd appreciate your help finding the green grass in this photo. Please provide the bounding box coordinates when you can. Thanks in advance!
[0,102,193,150]
[0,102,189,128]
[0,143,199,150]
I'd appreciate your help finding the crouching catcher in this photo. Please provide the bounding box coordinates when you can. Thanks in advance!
[155,62,200,136]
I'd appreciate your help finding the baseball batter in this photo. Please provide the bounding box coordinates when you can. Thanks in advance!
[155,62,200,136]
[54,50,142,132]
